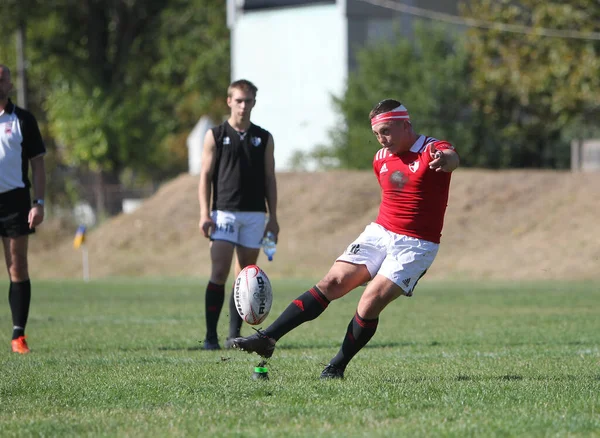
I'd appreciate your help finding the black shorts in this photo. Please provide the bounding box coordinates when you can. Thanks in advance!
[0,188,34,238]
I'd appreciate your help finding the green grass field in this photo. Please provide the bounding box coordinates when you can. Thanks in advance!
[1,278,599,437]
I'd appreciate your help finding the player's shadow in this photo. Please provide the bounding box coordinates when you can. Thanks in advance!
[156,339,439,352]
[453,374,591,383]
[365,340,439,349]
[455,374,523,382]
[383,374,595,384]
[158,345,217,352]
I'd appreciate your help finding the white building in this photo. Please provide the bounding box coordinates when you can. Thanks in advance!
[226,0,459,170]
[186,116,214,175]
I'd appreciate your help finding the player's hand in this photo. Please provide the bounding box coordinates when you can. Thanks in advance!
[429,149,449,172]
[199,215,215,238]
[28,205,44,229]
[264,218,280,243]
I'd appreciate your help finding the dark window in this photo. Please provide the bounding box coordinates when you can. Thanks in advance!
[244,0,335,11]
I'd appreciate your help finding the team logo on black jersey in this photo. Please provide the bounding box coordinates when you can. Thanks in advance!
[223,136,231,145]
[251,137,262,147]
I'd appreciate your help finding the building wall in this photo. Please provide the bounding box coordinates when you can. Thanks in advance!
[228,0,461,170]
[230,2,347,170]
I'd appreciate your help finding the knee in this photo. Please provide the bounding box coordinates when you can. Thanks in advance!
[8,256,28,282]
[210,263,230,284]
[357,298,382,320]
[357,288,394,319]
[317,274,347,300]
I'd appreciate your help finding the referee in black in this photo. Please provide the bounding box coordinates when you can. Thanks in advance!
[0,64,46,354]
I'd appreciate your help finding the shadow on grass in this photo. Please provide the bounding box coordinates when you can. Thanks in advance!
[452,374,590,383]
[382,374,594,384]
[156,339,429,353]
[458,374,522,381]
[499,374,523,381]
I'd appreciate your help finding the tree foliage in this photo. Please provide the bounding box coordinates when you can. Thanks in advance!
[295,23,474,170]
[462,0,600,167]
[296,1,600,170]
[3,0,229,182]
[150,0,230,174]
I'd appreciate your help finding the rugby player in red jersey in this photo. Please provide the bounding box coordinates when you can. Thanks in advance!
[233,99,459,379]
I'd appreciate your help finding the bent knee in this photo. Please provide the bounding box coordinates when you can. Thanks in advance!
[357,295,386,319]
[317,274,349,300]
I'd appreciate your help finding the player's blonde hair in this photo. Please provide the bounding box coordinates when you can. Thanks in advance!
[227,79,258,98]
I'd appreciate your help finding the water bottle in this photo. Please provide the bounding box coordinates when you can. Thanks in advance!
[262,231,277,262]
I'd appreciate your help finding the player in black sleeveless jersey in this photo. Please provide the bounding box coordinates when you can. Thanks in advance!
[198,79,279,350]
[0,65,46,354]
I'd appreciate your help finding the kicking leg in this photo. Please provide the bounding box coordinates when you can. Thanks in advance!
[233,261,370,358]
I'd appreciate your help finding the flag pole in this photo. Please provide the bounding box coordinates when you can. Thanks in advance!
[73,225,89,282]
[82,244,90,282]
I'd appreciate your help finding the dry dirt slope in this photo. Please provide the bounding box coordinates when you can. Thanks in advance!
[25,169,600,281]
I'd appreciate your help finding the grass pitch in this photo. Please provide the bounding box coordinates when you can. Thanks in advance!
[1,278,599,437]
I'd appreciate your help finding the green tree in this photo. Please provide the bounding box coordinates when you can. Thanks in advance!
[0,6,69,210]
[294,23,474,170]
[1,0,229,214]
[462,0,600,168]
[150,0,230,175]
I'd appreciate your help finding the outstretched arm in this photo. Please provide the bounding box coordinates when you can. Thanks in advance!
[429,148,460,173]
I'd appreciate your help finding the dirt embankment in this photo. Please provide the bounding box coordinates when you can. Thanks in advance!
[21,169,600,281]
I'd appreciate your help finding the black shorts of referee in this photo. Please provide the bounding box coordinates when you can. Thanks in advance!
[0,188,34,237]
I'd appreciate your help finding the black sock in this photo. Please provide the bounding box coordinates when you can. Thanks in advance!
[264,286,330,341]
[329,312,379,370]
[9,280,31,340]
[228,288,243,339]
[205,282,225,341]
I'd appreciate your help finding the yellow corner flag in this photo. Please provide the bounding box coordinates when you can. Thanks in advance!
[73,225,87,249]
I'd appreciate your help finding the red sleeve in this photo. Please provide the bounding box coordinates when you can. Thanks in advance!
[433,141,456,152]
[426,140,457,162]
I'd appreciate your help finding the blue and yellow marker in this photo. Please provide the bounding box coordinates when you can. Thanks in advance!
[73,225,87,249]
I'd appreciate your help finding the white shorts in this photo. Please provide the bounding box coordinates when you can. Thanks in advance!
[210,210,266,249]
[336,222,439,296]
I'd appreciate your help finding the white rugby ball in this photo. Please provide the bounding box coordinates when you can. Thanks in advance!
[234,265,273,325]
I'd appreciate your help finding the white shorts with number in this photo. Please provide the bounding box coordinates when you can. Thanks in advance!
[210,210,266,249]
[336,222,439,296]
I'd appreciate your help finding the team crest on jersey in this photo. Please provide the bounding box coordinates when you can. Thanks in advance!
[409,161,419,173]
[251,136,262,147]
[380,163,388,174]
[4,123,12,134]
[390,170,407,189]
[223,136,231,145]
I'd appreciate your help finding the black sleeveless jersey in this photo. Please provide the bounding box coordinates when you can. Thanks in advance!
[211,121,271,212]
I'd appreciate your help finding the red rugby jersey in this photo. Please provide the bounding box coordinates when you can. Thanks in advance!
[373,135,456,244]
